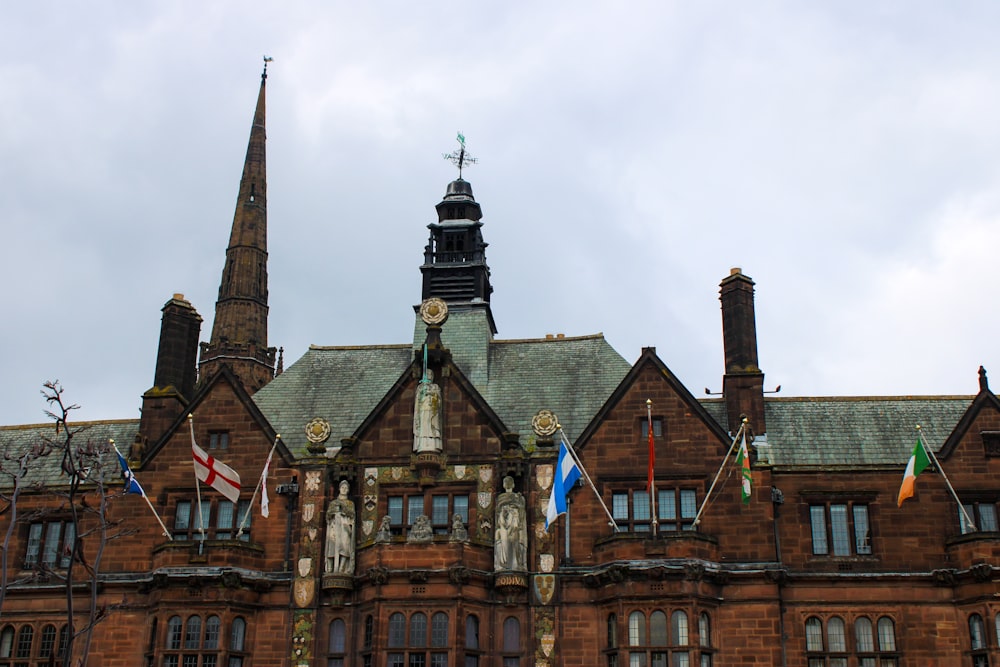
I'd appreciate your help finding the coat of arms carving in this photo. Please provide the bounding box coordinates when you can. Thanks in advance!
[534,574,556,605]
[479,466,493,483]
[365,468,378,486]
[535,464,553,491]
[302,502,316,524]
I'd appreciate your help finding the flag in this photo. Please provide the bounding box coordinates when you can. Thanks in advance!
[546,441,582,531]
[190,421,241,504]
[260,446,274,518]
[736,431,752,504]
[897,437,931,507]
[115,448,145,496]
[646,417,655,492]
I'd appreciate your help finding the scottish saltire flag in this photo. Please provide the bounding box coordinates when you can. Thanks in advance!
[545,441,582,531]
[115,448,145,496]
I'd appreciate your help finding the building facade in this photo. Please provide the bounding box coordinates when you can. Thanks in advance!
[1,69,1000,667]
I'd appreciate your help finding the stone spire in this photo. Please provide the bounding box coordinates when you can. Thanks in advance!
[199,64,276,392]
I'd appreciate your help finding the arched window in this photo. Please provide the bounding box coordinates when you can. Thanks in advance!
[388,613,406,648]
[166,616,183,650]
[698,613,711,647]
[502,617,520,667]
[855,617,874,653]
[805,617,824,652]
[970,614,987,650]
[39,625,57,660]
[465,615,479,650]
[671,611,689,645]
[826,617,846,666]
[607,614,618,649]
[328,619,346,667]
[229,617,247,667]
[204,616,221,650]
[650,611,668,646]
[15,626,33,660]
[628,611,646,647]
[184,616,202,649]
[876,617,896,652]
[147,617,158,655]
[431,612,448,648]
[0,626,13,659]
[410,613,427,648]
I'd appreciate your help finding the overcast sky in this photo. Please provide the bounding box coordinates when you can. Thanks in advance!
[3,2,1000,426]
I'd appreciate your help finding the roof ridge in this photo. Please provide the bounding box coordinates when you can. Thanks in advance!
[492,333,606,345]
[0,418,140,431]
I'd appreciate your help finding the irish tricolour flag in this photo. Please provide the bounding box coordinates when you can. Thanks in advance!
[896,437,930,507]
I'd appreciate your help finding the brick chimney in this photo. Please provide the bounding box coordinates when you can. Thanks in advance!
[138,294,202,453]
[719,268,766,435]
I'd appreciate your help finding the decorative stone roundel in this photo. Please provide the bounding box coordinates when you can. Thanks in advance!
[419,298,449,325]
[305,417,331,444]
[532,409,558,436]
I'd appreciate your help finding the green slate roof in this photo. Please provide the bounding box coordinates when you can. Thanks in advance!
[0,420,138,489]
[700,396,973,468]
[254,310,632,456]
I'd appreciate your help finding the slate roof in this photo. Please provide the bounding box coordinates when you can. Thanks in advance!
[0,420,138,489]
[700,395,973,468]
[254,310,632,455]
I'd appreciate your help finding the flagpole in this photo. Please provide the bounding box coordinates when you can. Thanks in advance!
[236,435,280,538]
[647,400,658,536]
[556,427,619,532]
[692,419,746,529]
[111,442,172,540]
[189,415,207,549]
[917,425,977,531]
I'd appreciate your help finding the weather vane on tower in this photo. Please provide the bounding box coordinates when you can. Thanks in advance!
[443,132,477,179]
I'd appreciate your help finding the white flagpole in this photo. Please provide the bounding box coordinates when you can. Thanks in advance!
[189,415,207,546]
[917,425,977,531]
[556,427,619,532]
[692,419,747,529]
[647,400,658,536]
[237,435,280,538]
[111,442,173,540]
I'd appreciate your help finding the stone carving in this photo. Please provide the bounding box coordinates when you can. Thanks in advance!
[495,476,527,571]
[450,513,468,542]
[375,515,392,543]
[324,480,355,575]
[408,515,434,543]
[413,369,443,452]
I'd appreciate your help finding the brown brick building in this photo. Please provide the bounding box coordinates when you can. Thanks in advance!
[1,68,999,667]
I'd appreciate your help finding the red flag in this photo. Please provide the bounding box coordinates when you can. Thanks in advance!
[190,419,241,503]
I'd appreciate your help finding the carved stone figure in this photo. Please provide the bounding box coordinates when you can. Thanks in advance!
[325,480,355,575]
[450,513,468,542]
[375,515,392,544]
[413,370,442,452]
[408,514,434,543]
[494,476,527,571]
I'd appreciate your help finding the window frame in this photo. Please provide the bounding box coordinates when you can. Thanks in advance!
[808,501,873,557]
[386,490,473,538]
[23,520,75,569]
[172,499,252,542]
[611,486,699,533]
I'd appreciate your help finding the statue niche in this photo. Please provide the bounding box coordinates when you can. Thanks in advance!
[325,480,355,575]
[413,369,443,453]
[494,476,527,571]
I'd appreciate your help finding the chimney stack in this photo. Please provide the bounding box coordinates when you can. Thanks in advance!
[138,294,202,453]
[719,268,766,435]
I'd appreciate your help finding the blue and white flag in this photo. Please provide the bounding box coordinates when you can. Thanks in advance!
[545,441,582,531]
[116,448,145,496]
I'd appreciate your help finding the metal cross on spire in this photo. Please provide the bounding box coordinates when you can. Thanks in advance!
[443,132,478,179]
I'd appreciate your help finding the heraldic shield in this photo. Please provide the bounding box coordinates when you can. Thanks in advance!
[533,574,556,605]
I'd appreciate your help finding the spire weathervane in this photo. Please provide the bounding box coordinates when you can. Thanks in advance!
[262,55,273,79]
[443,132,478,179]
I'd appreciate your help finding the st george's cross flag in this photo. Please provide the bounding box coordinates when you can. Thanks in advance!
[190,418,241,504]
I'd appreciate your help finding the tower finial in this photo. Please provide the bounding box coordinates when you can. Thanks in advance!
[262,55,273,80]
[443,132,478,179]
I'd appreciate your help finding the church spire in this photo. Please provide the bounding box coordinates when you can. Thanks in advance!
[199,61,276,391]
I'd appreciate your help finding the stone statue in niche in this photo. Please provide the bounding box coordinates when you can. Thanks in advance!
[494,476,527,571]
[450,513,468,542]
[413,369,443,452]
[324,480,355,575]
[375,515,392,544]
[408,514,434,543]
